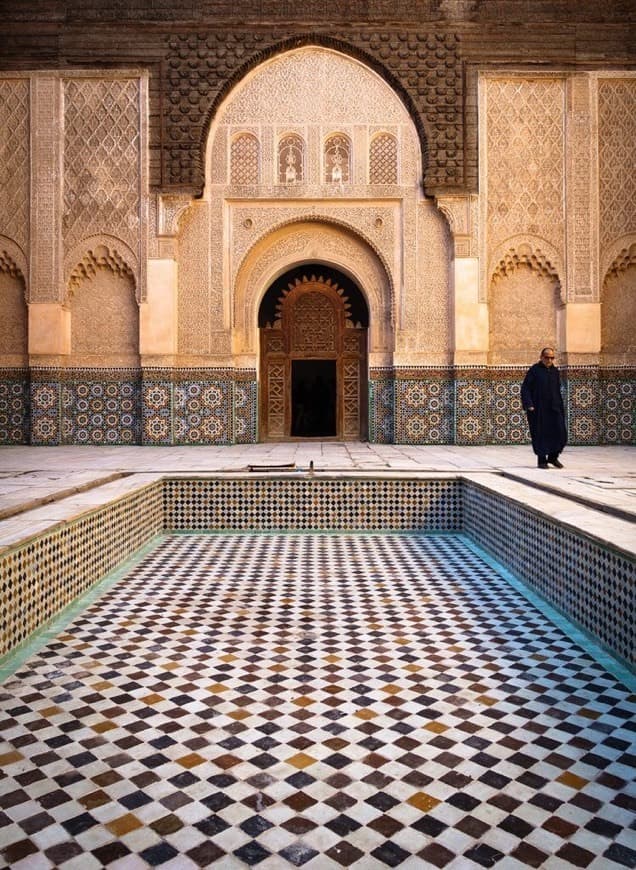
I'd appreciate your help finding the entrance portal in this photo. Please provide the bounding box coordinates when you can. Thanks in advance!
[259,267,368,441]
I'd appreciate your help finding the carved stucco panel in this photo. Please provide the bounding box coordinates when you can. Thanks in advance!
[0,77,29,255]
[65,234,138,297]
[402,199,452,358]
[234,222,392,356]
[480,75,566,303]
[63,74,146,298]
[69,267,138,359]
[229,205,397,294]
[207,48,421,192]
[0,236,28,289]
[30,75,62,303]
[435,194,478,259]
[177,202,212,354]
[598,77,636,252]
[564,75,598,301]
[489,265,559,365]
[218,49,410,129]
[0,271,28,360]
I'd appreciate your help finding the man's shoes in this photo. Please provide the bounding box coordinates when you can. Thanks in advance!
[538,461,549,469]
[548,458,564,468]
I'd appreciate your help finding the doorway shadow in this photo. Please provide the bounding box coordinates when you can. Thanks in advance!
[291,359,336,437]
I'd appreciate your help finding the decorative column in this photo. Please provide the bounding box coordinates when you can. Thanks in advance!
[562,73,601,365]
[29,75,67,444]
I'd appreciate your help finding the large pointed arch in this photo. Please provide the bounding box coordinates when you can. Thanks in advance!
[198,36,429,194]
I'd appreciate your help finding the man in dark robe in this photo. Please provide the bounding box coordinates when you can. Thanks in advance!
[521,347,567,468]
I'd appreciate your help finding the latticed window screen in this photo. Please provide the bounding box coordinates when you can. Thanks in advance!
[324,134,351,183]
[230,133,260,184]
[369,133,398,184]
[278,134,304,183]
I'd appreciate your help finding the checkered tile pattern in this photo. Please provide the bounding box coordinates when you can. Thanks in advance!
[1,533,634,868]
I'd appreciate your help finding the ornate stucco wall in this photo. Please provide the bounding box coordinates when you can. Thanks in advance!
[0,2,634,445]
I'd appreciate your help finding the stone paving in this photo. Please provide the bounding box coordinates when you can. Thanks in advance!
[0,445,634,520]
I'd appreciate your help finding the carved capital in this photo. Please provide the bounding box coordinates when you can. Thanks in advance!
[158,194,193,238]
[436,194,477,258]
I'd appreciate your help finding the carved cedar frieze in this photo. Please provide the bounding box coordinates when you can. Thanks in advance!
[162,32,462,192]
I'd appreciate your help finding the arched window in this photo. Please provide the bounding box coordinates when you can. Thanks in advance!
[370,133,398,184]
[324,134,351,184]
[278,134,304,184]
[230,133,260,184]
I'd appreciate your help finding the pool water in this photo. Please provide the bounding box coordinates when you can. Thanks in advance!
[0,533,634,868]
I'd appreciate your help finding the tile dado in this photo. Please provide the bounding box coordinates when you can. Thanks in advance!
[0,481,163,656]
[463,479,635,669]
[163,477,462,532]
[1,476,633,669]
[1,365,634,445]
[0,368,29,445]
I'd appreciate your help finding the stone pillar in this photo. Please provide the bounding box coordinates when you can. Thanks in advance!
[436,195,487,365]
[140,258,178,361]
[560,302,601,356]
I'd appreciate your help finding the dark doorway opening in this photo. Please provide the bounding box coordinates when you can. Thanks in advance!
[291,360,336,437]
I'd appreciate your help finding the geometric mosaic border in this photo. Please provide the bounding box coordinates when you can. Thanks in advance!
[370,365,636,446]
[0,368,29,444]
[2,365,634,445]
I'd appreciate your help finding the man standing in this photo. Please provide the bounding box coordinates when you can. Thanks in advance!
[521,347,567,468]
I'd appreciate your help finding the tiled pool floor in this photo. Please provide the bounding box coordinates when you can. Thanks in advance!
[0,533,634,869]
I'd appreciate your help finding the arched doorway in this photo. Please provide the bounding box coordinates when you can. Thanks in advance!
[259,266,369,440]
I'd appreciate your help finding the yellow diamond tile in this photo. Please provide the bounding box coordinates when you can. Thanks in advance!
[0,750,23,765]
[90,680,114,691]
[106,813,143,836]
[38,706,62,718]
[423,721,448,733]
[287,752,317,769]
[476,694,498,706]
[381,684,402,695]
[178,752,206,769]
[228,709,251,720]
[140,693,165,705]
[355,709,378,719]
[556,771,589,790]
[91,720,118,733]
[408,792,441,812]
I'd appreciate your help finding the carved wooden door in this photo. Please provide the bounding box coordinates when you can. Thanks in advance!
[260,276,367,440]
